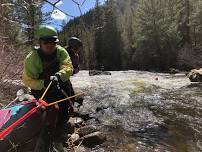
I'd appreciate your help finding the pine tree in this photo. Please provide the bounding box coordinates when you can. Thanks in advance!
[12,0,48,45]
[189,0,202,46]
[133,0,180,70]
[175,0,191,45]
[119,3,136,69]
[0,0,20,41]
[93,0,105,69]
[99,0,122,70]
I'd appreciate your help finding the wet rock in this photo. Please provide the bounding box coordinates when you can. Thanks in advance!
[89,70,111,76]
[74,96,84,106]
[78,125,97,137]
[63,147,69,152]
[74,146,87,152]
[82,131,106,148]
[69,117,84,126]
[72,112,93,121]
[96,106,109,112]
[126,143,137,151]
[188,68,202,82]
[70,133,80,142]
[169,68,180,74]
[64,147,86,152]
[64,122,75,134]
[65,146,87,152]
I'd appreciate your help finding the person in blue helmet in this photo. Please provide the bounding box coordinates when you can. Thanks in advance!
[65,37,83,75]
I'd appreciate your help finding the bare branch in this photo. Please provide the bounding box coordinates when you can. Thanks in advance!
[81,0,87,6]
[43,0,75,18]
[71,0,80,6]
[71,0,83,15]
[53,0,61,6]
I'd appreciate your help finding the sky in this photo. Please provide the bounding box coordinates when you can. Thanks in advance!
[43,0,105,30]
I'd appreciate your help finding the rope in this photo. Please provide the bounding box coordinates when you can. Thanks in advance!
[40,81,52,100]
[47,92,85,107]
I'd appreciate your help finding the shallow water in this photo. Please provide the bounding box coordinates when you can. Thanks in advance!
[71,71,202,152]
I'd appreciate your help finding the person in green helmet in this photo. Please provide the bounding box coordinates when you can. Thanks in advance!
[22,25,73,152]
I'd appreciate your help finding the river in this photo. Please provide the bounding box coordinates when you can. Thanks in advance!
[71,71,202,152]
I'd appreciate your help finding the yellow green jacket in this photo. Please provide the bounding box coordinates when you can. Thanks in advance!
[23,45,73,90]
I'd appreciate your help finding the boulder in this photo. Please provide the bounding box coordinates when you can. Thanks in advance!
[188,68,202,82]
[169,68,180,74]
[70,133,80,142]
[69,117,84,126]
[81,131,106,148]
[78,125,97,137]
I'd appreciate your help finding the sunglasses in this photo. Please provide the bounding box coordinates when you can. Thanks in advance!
[41,41,57,45]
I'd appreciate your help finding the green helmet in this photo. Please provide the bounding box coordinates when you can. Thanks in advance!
[36,25,59,42]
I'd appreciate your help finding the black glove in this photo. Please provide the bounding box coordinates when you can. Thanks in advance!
[50,74,60,90]
[44,74,60,88]
[50,75,58,82]
[50,73,60,82]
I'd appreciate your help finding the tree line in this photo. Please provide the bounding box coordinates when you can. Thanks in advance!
[59,0,202,71]
[1,0,202,71]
